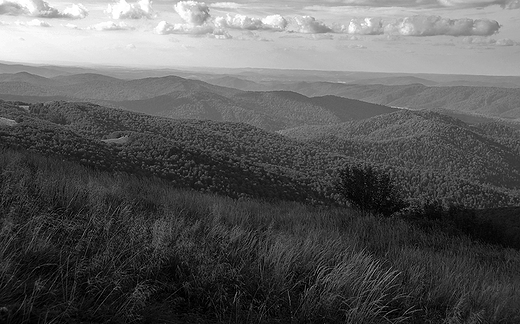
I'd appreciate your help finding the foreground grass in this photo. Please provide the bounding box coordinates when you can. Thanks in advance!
[0,148,519,323]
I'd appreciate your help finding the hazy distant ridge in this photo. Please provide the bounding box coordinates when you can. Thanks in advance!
[0,72,397,131]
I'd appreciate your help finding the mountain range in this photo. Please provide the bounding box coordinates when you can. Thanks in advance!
[0,72,396,131]
[1,65,520,208]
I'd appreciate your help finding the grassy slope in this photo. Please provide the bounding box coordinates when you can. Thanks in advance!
[1,147,520,323]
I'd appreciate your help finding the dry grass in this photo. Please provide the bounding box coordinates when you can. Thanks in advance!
[0,148,519,323]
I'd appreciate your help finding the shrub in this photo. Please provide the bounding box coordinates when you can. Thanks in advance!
[336,164,407,217]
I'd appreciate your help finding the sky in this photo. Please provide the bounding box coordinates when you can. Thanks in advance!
[0,0,519,75]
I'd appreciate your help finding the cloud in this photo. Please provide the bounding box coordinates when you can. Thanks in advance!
[16,18,50,26]
[333,15,502,37]
[437,0,520,9]
[106,0,154,19]
[236,31,272,41]
[300,0,520,9]
[214,14,287,31]
[309,33,334,40]
[213,28,231,39]
[344,44,368,49]
[504,0,520,8]
[62,4,87,19]
[294,16,332,33]
[0,0,88,19]
[209,2,242,9]
[174,1,210,26]
[89,21,133,31]
[462,36,519,45]
[158,1,237,38]
[262,15,288,30]
[154,20,233,39]
[154,20,213,34]
[496,38,518,45]
[344,17,383,35]
[383,16,500,36]
[63,23,79,29]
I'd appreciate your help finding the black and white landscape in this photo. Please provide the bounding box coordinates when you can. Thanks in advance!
[1,0,520,323]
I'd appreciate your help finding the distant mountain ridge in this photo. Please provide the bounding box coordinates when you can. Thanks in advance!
[249,82,520,120]
[0,72,397,131]
[3,69,520,126]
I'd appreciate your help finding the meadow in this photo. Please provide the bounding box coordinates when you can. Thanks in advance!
[1,147,519,323]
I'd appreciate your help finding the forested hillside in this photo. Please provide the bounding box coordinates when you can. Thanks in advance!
[0,100,326,202]
[1,99,520,208]
[280,110,520,206]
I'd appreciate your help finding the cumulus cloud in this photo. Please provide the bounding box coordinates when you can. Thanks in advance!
[16,18,50,26]
[89,21,133,31]
[174,1,210,26]
[154,20,213,34]
[62,4,87,19]
[157,1,238,37]
[344,17,383,35]
[262,15,288,30]
[106,0,154,19]
[215,14,287,31]
[0,0,88,19]
[294,16,332,33]
[154,20,232,38]
[383,16,500,36]
[335,15,501,37]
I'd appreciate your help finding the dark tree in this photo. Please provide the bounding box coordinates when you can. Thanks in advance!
[336,164,407,217]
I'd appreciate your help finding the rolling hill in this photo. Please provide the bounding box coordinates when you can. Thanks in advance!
[280,110,520,205]
[0,72,397,131]
[264,82,520,120]
[1,99,520,208]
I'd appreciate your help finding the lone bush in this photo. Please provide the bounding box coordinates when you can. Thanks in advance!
[336,164,407,217]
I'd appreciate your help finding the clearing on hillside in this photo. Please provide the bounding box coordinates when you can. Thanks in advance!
[101,135,129,144]
[0,117,17,127]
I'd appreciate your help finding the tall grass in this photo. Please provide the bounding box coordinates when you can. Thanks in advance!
[0,147,519,323]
